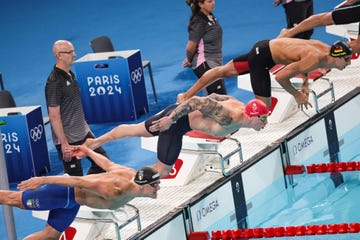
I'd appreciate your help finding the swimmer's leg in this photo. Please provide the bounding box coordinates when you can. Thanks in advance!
[151,160,173,178]
[85,122,152,149]
[255,95,272,110]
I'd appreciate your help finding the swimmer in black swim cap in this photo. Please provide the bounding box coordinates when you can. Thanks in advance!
[330,40,352,58]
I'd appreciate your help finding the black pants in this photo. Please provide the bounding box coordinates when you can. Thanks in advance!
[194,61,227,95]
[283,0,314,40]
[56,131,107,176]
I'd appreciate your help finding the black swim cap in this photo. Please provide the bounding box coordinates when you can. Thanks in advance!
[330,40,352,57]
[134,167,160,185]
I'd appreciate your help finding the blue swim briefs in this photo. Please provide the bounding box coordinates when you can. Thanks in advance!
[22,184,80,232]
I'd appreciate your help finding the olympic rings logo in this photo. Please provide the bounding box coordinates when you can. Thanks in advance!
[131,67,143,84]
[30,124,43,142]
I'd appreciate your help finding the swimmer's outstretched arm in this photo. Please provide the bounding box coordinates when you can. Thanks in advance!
[17,174,141,200]
[17,175,92,191]
[70,145,118,172]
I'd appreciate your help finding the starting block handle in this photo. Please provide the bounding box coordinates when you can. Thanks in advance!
[182,137,243,177]
[112,204,141,231]
[221,137,243,176]
[75,203,141,240]
[310,77,335,113]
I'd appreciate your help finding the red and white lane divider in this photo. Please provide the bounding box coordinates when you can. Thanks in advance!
[188,222,360,239]
[285,161,360,175]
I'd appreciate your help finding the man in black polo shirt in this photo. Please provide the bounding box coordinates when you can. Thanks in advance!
[45,40,107,176]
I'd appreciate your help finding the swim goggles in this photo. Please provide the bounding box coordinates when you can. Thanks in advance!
[258,115,268,122]
[150,182,159,188]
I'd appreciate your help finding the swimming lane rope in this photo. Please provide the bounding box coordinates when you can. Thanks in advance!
[188,222,360,239]
[285,161,360,175]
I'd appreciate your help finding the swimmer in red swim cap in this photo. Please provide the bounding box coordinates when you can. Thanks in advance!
[245,99,269,122]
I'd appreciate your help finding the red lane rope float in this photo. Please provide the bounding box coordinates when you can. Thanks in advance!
[188,222,360,240]
[285,161,360,175]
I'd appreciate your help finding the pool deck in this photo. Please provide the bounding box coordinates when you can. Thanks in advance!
[93,58,360,239]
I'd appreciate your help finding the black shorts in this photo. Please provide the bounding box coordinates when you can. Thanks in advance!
[332,4,360,33]
[234,40,276,97]
[145,104,192,166]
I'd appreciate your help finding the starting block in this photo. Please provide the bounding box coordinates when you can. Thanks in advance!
[267,89,298,123]
[237,65,334,123]
[326,23,359,42]
[141,130,243,186]
[182,130,243,176]
[159,152,208,187]
[32,204,141,240]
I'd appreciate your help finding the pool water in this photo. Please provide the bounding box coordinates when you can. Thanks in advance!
[243,169,360,239]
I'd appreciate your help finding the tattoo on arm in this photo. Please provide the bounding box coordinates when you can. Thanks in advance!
[199,98,233,125]
[171,96,233,125]
[171,97,200,122]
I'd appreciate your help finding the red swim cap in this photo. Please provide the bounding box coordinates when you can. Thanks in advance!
[245,99,269,117]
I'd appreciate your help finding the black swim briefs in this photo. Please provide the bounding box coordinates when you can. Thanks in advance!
[233,40,276,97]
